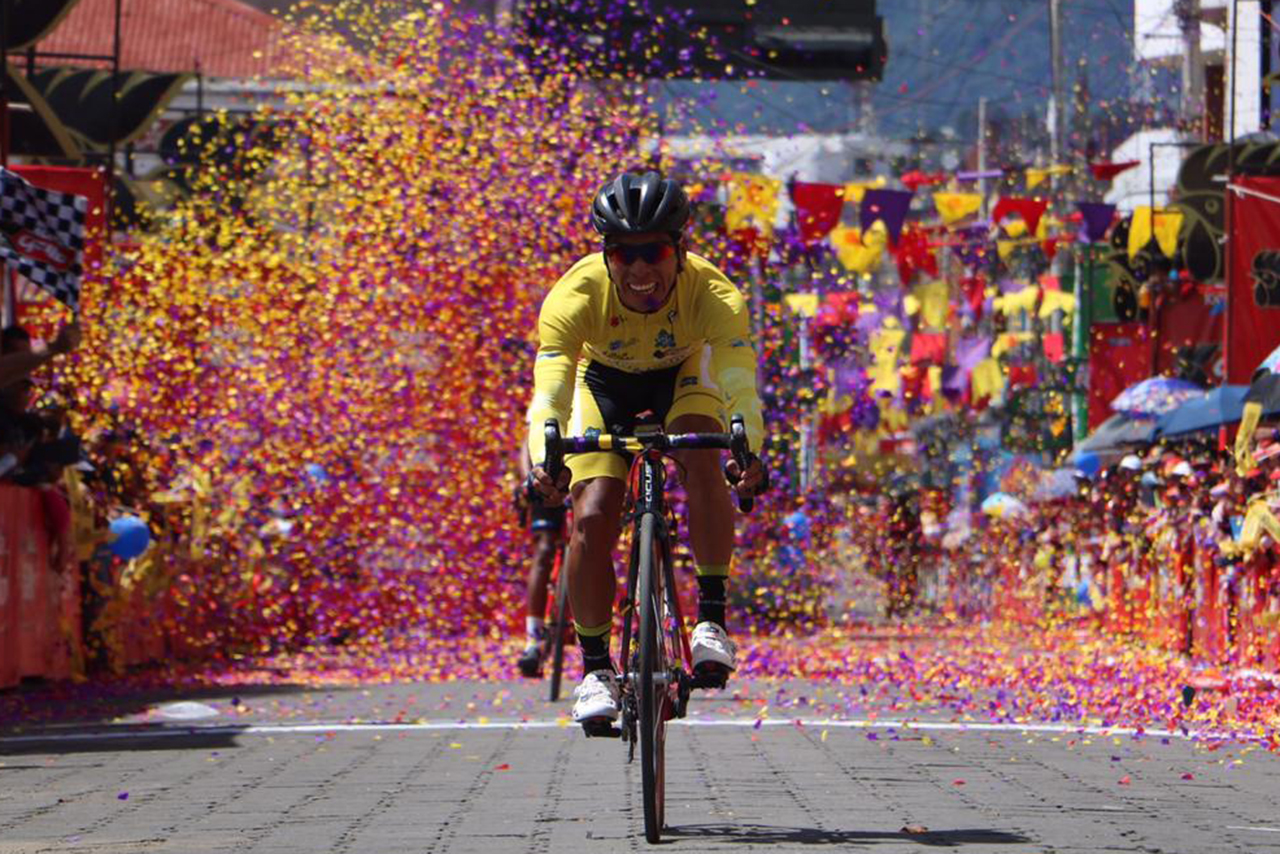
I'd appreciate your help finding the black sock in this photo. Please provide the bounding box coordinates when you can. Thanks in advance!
[578,631,614,674]
[697,575,727,630]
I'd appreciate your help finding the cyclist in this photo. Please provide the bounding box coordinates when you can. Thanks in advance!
[525,170,767,728]
[514,446,568,677]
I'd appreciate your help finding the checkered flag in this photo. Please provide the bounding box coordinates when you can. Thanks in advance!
[0,167,86,312]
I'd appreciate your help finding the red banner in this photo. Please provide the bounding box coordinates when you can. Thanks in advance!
[1227,176,1280,382]
[1088,322,1151,430]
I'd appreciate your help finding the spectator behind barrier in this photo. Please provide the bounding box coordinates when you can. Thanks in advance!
[1,323,83,487]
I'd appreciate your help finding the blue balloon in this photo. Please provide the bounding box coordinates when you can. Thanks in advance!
[303,462,330,484]
[1075,451,1101,479]
[109,516,151,560]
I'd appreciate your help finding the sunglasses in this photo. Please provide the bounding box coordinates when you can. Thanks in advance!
[604,240,676,266]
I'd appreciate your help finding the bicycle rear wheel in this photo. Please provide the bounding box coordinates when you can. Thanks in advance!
[636,511,667,843]
[547,546,570,702]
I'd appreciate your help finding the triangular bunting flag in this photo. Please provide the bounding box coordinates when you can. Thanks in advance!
[991,196,1048,236]
[933,192,983,225]
[790,181,845,245]
[1088,160,1141,182]
[860,189,914,245]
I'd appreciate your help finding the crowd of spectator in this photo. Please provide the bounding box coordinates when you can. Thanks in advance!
[1,321,160,675]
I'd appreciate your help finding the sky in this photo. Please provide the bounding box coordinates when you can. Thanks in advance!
[240,0,1142,143]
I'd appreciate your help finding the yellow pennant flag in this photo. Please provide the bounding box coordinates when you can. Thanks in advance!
[1236,400,1264,476]
[1038,289,1077,318]
[1025,164,1072,189]
[971,357,1006,401]
[783,293,820,317]
[913,279,949,329]
[1127,206,1185,259]
[725,172,782,235]
[933,192,982,224]
[843,175,887,204]
[1240,498,1280,550]
[830,222,887,274]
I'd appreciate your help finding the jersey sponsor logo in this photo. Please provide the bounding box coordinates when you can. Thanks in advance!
[680,376,699,388]
[655,329,676,350]
[536,350,563,360]
[608,337,638,352]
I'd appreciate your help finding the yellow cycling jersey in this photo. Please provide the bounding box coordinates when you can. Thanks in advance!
[527,251,764,463]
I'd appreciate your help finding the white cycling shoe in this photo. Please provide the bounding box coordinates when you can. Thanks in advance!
[690,621,738,672]
[572,670,621,723]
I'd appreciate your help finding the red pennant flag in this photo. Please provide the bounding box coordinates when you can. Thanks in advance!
[1088,160,1141,182]
[899,169,947,193]
[892,225,938,284]
[992,196,1049,236]
[789,181,845,245]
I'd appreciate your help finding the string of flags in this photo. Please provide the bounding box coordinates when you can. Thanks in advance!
[714,160,1154,442]
[709,155,1166,280]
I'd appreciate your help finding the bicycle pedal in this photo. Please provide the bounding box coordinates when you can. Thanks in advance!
[580,719,623,738]
[691,665,730,690]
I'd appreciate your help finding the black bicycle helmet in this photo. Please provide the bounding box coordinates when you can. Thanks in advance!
[591,171,690,237]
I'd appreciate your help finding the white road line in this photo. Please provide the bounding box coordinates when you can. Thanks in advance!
[0,717,1258,747]
[1226,826,1280,833]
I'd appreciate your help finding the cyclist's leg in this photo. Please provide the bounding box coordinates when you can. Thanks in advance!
[519,513,560,675]
[566,477,626,664]
[563,362,633,719]
[526,508,564,623]
[667,351,738,672]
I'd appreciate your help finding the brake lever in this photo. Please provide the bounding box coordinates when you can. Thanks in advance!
[728,414,755,513]
[540,418,566,504]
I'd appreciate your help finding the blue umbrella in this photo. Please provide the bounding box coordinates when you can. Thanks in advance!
[1071,414,1156,468]
[1111,376,1204,416]
[1154,385,1250,438]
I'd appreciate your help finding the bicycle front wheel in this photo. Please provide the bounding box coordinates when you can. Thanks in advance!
[547,546,569,703]
[636,511,667,843]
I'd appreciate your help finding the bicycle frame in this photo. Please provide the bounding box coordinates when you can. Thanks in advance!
[616,448,694,743]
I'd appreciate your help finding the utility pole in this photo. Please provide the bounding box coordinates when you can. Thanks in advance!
[977,96,989,218]
[1049,0,1065,166]
[1176,0,1204,135]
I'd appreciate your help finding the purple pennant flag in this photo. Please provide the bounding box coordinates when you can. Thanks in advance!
[950,223,991,267]
[860,189,914,243]
[855,309,883,339]
[955,336,992,371]
[1076,202,1117,243]
[872,288,903,318]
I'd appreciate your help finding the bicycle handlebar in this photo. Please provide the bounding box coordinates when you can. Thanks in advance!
[541,416,761,514]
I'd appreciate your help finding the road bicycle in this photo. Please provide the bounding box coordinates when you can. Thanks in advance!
[541,415,757,844]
